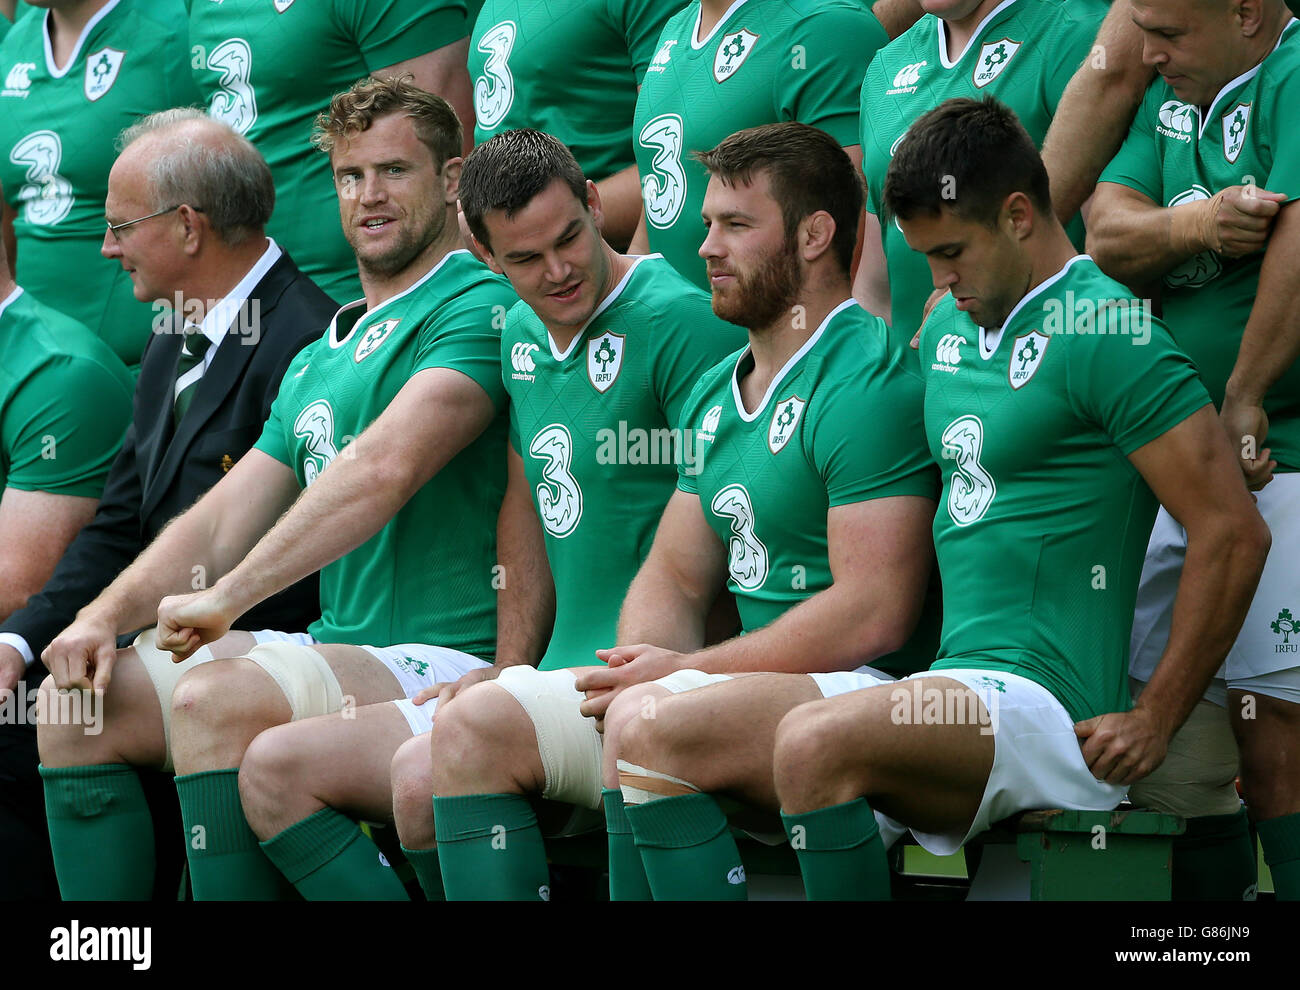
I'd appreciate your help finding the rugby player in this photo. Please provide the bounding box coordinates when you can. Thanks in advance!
[768,96,1268,899]
[233,128,745,900]
[189,0,476,303]
[37,76,516,900]
[424,122,939,900]
[1090,0,1300,900]
[628,0,889,288]
[853,0,1105,354]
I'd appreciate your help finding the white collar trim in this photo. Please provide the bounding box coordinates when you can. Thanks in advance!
[692,0,750,50]
[43,0,122,78]
[329,248,467,349]
[0,285,24,321]
[936,0,1019,70]
[978,254,1086,359]
[731,298,856,422]
[548,254,656,362]
[1196,18,1297,138]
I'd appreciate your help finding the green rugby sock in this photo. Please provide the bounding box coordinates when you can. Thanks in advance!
[260,807,408,900]
[626,793,747,901]
[1172,808,1257,901]
[399,843,445,901]
[603,788,651,901]
[175,769,294,900]
[433,793,551,900]
[41,763,155,900]
[782,799,891,900]
[1257,810,1300,901]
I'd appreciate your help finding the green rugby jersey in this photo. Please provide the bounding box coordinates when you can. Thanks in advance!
[0,0,198,368]
[504,254,746,671]
[0,286,132,496]
[862,0,1104,354]
[634,0,886,288]
[255,249,517,656]
[678,300,940,677]
[920,256,1210,722]
[469,0,673,182]
[188,0,472,306]
[1099,18,1300,471]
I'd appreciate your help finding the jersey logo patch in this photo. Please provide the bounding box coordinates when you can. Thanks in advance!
[1164,186,1223,288]
[712,484,769,591]
[933,333,965,374]
[887,60,926,94]
[84,48,125,102]
[294,399,340,486]
[1222,102,1251,164]
[972,39,1020,88]
[1008,331,1049,390]
[530,424,583,538]
[474,21,517,129]
[639,113,687,229]
[274,0,296,11]
[714,29,759,84]
[647,38,677,74]
[511,341,539,381]
[354,318,399,363]
[768,395,805,454]
[587,331,625,393]
[699,404,723,443]
[1156,100,1196,142]
[940,415,996,526]
[3,62,36,98]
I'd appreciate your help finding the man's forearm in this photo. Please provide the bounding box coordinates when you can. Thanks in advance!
[492,481,553,666]
[685,582,909,676]
[1088,191,1212,287]
[1042,0,1151,224]
[1137,516,1269,739]
[616,567,713,653]
[1225,202,1300,406]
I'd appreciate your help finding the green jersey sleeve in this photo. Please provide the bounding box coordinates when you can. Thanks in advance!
[2,356,131,496]
[253,345,312,468]
[1067,313,1211,455]
[1263,62,1300,200]
[1040,1,1106,111]
[674,371,718,496]
[616,0,676,83]
[812,357,938,507]
[1099,85,1164,202]
[341,0,470,68]
[642,296,739,433]
[412,281,514,411]
[775,7,885,146]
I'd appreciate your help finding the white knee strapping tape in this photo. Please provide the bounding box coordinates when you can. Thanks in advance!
[616,759,701,806]
[652,668,734,695]
[1128,694,1241,818]
[242,641,345,723]
[131,628,222,773]
[493,666,604,810]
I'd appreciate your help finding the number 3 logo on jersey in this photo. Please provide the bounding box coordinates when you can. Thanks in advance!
[711,484,769,591]
[474,21,517,130]
[9,131,73,226]
[530,424,583,538]
[940,415,996,526]
[639,113,686,229]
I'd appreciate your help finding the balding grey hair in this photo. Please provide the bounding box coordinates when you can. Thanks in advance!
[117,108,274,245]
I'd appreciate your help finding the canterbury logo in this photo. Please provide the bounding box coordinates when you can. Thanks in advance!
[936,334,965,366]
[892,61,926,88]
[511,341,539,373]
[1157,99,1196,134]
[3,62,35,93]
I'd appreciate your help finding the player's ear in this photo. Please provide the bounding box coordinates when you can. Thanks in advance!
[1003,191,1034,241]
[585,179,605,233]
[441,157,463,202]
[1238,0,1265,37]
[178,203,205,256]
[800,210,836,264]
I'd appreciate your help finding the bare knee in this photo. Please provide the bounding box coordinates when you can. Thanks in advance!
[428,683,538,796]
[37,671,143,768]
[773,702,865,813]
[391,733,436,849]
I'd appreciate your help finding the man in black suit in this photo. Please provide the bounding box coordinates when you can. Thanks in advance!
[0,109,333,899]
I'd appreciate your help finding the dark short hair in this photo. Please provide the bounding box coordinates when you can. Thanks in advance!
[313,75,461,168]
[693,122,863,273]
[884,96,1052,228]
[459,129,588,252]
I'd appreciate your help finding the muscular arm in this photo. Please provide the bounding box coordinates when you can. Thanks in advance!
[851,209,890,321]
[1077,406,1270,782]
[493,444,553,666]
[1041,0,1152,225]
[1222,200,1300,485]
[176,368,497,640]
[377,41,475,155]
[0,488,98,624]
[1088,181,1284,288]
[595,164,643,252]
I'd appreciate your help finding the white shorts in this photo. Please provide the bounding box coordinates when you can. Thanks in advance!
[1131,473,1300,690]
[809,668,1127,856]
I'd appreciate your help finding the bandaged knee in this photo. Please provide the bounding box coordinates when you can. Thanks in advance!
[617,761,702,806]
[242,641,344,723]
[132,628,222,772]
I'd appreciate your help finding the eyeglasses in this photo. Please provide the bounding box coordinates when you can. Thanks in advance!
[105,204,203,240]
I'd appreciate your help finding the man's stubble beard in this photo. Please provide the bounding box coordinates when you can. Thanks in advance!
[712,234,803,332]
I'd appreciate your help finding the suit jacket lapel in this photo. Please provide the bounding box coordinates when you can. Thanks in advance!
[140,255,296,519]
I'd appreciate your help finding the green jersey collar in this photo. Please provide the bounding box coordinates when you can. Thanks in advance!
[730,297,856,422]
[547,253,657,362]
[978,253,1087,360]
[1196,17,1297,139]
[328,247,469,350]
[0,285,23,322]
[42,0,121,78]
[691,0,752,50]
[935,0,1019,70]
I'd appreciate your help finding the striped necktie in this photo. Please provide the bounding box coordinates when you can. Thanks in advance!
[173,327,212,426]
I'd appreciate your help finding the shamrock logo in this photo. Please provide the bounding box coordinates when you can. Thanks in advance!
[723,35,746,63]
[985,43,1007,68]
[1017,336,1038,370]
[594,336,617,371]
[1272,608,1296,644]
